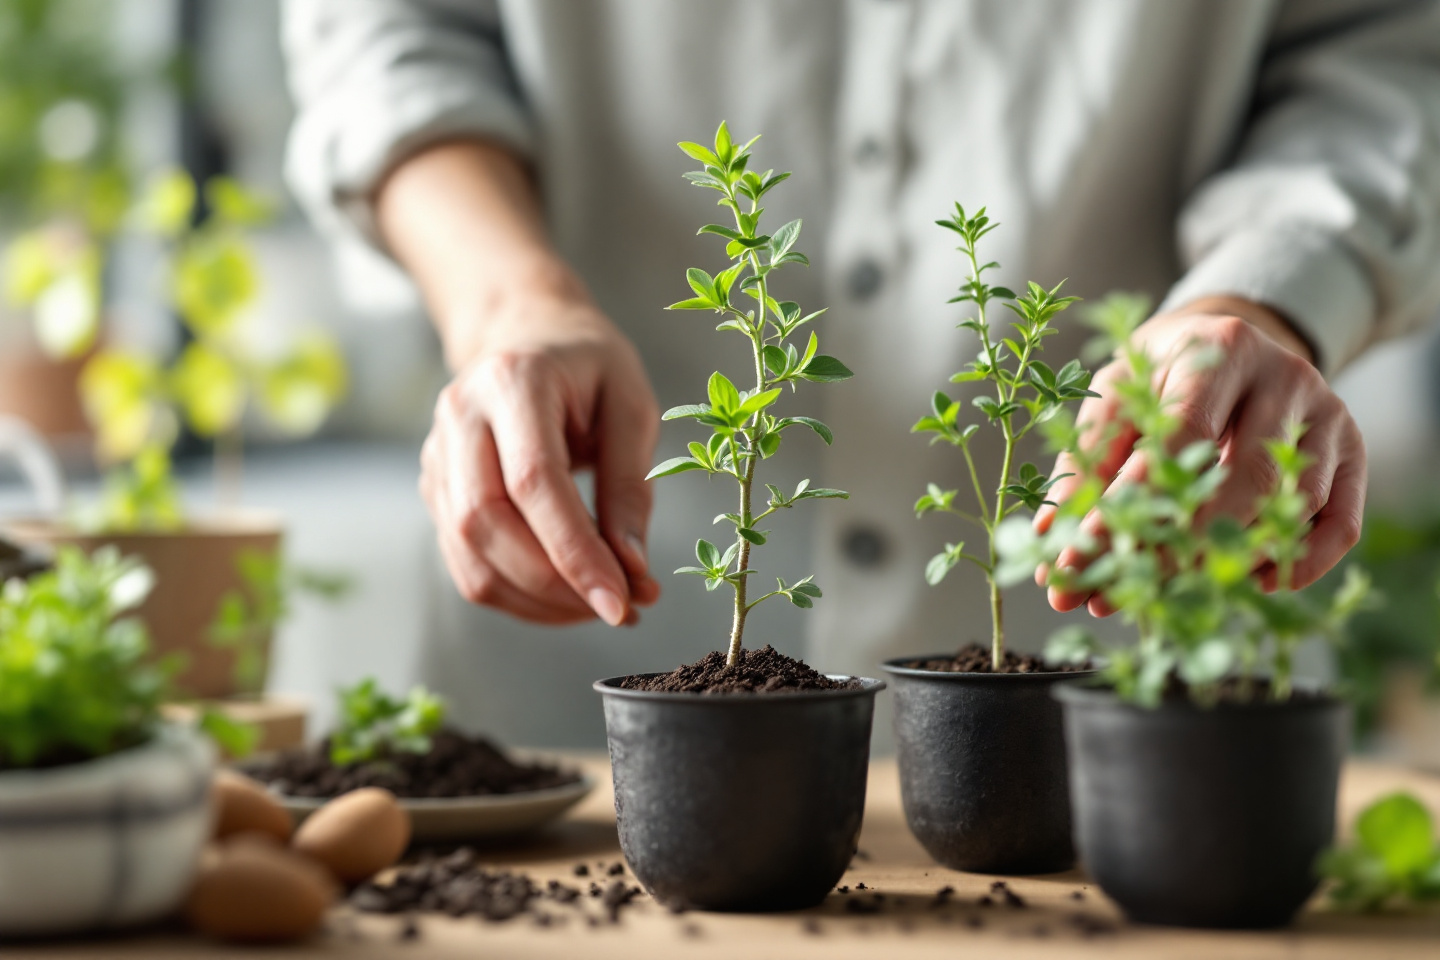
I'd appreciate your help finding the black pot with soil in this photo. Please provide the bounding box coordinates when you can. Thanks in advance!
[594,646,883,912]
[882,644,1093,875]
[1057,683,1348,929]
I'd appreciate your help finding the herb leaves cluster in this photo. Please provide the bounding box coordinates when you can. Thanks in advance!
[913,205,1092,669]
[648,123,851,665]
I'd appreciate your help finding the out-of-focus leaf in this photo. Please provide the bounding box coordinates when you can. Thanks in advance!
[257,332,348,435]
[169,341,246,437]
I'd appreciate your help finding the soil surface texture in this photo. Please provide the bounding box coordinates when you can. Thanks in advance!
[243,729,579,799]
[903,643,1091,674]
[619,644,856,694]
[351,847,643,925]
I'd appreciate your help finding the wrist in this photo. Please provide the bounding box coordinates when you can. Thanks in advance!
[434,255,596,369]
[1171,295,1316,366]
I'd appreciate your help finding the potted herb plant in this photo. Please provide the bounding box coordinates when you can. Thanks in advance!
[4,170,347,711]
[592,124,881,912]
[0,546,215,937]
[880,206,1096,874]
[242,679,588,842]
[997,293,1372,928]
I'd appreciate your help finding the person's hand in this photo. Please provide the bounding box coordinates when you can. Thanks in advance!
[420,290,662,625]
[1036,296,1367,616]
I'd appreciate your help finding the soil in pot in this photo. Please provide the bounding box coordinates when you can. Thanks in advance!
[1058,682,1347,929]
[596,646,882,912]
[243,730,580,799]
[884,643,1093,875]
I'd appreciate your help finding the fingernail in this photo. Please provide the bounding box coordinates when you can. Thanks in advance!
[588,587,627,627]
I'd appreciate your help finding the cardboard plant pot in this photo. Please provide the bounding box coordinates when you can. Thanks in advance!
[3,512,282,700]
[594,676,884,912]
[882,657,1092,874]
[1056,684,1348,929]
[0,344,91,443]
[0,724,214,937]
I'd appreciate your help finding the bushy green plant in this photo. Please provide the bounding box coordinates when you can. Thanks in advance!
[996,293,1372,705]
[1321,792,1440,910]
[0,545,162,767]
[329,679,446,766]
[911,206,1092,669]
[648,123,851,666]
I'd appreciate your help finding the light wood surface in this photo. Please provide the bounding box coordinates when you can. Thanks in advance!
[14,756,1440,959]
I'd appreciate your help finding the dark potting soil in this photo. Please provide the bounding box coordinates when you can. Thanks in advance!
[351,847,643,925]
[242,729,579,799]
[903,642,1092,674]
[618,644,856,694]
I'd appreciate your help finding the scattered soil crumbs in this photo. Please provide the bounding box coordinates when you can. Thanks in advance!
[243,730,579,799]
[903,643,1091,674]
[351,847,643,925]
[991,880,1027,908]
[620,645,857,694]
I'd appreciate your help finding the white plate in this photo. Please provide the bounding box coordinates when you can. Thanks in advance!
[277,774,596,844]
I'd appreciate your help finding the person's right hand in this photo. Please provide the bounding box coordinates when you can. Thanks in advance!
[419,289,662,626]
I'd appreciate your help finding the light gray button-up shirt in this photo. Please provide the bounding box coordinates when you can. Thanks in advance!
[282,0,1440,743]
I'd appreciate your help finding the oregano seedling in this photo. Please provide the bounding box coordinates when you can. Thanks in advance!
[912,205,1093,669]
[648,123,852,666]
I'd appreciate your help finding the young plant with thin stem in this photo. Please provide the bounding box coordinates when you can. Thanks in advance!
[913,206,1093,670]
[647,123,852,667]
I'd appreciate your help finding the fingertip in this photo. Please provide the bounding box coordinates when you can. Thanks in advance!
[1048,585,1087,612]
[587,587,628,627]
[1034,505,1055,533]
[632,575,662,606]
[1034,562,1049,588]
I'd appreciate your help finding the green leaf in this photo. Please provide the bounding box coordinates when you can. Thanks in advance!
[662,404,712,421]
[792,581,822,598]
[646,457,705,480]
[788,591,814,608]
[770,219,802,260]
[737,388,783,417]
[678,140,719,165]
[1358,794,1435,876]
[738,527,767,545]
[783,416,833,444]
[707,371,741,413]
[666,297,716,311]
[696,539,722,570]
[925,549,959,586]
[800,355,854,382]
[763,344,790,376]
[758,431,781,458]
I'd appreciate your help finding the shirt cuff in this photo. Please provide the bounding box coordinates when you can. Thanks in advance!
[1158,226,1376,378]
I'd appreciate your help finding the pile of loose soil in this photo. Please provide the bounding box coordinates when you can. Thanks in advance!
[903,643,1092,674]
[243,730,579,799]
[351,848,643,925]
[619,645,857,694]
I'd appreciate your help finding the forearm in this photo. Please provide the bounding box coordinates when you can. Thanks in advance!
[374,140,588,368]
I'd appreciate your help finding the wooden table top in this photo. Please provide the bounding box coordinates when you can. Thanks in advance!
[15,756,1440,959]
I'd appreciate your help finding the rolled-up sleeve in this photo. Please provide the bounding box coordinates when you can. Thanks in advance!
[1161,0,1440,377]
[282,0,534,253]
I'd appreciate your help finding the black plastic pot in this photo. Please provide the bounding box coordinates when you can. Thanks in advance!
[593,675,883,912]
[882,657,1092,874]
[1056,684,1348,929]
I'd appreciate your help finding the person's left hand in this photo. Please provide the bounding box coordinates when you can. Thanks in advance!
[1035,295,1367,616]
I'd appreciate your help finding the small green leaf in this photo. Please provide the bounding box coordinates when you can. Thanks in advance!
[738,527,767,545]
[1358,794,1435,876]
[800,355,854,382]
[662,404,711,421]
[646,457,705,480]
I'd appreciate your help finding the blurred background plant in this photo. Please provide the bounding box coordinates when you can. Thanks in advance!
[75,168,348,530]
[1310,508,1440,741]
[0,0,130,360]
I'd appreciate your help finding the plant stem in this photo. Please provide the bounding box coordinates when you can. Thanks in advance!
[215,426,243,511]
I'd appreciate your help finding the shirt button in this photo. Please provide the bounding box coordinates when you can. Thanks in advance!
[854,137,887,167]
[847,260,884,302]
[841,524,889,568]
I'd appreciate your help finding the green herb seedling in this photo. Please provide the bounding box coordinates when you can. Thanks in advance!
[649,122,852,666]
[996,293,1373,706]
[1320,792,1440,910]
[912,205,1092,669]
[329,679,446,766]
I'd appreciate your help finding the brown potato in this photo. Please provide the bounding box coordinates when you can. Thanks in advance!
[292,787,410,883]
[212,769,293,843]
[186,838,336,943]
